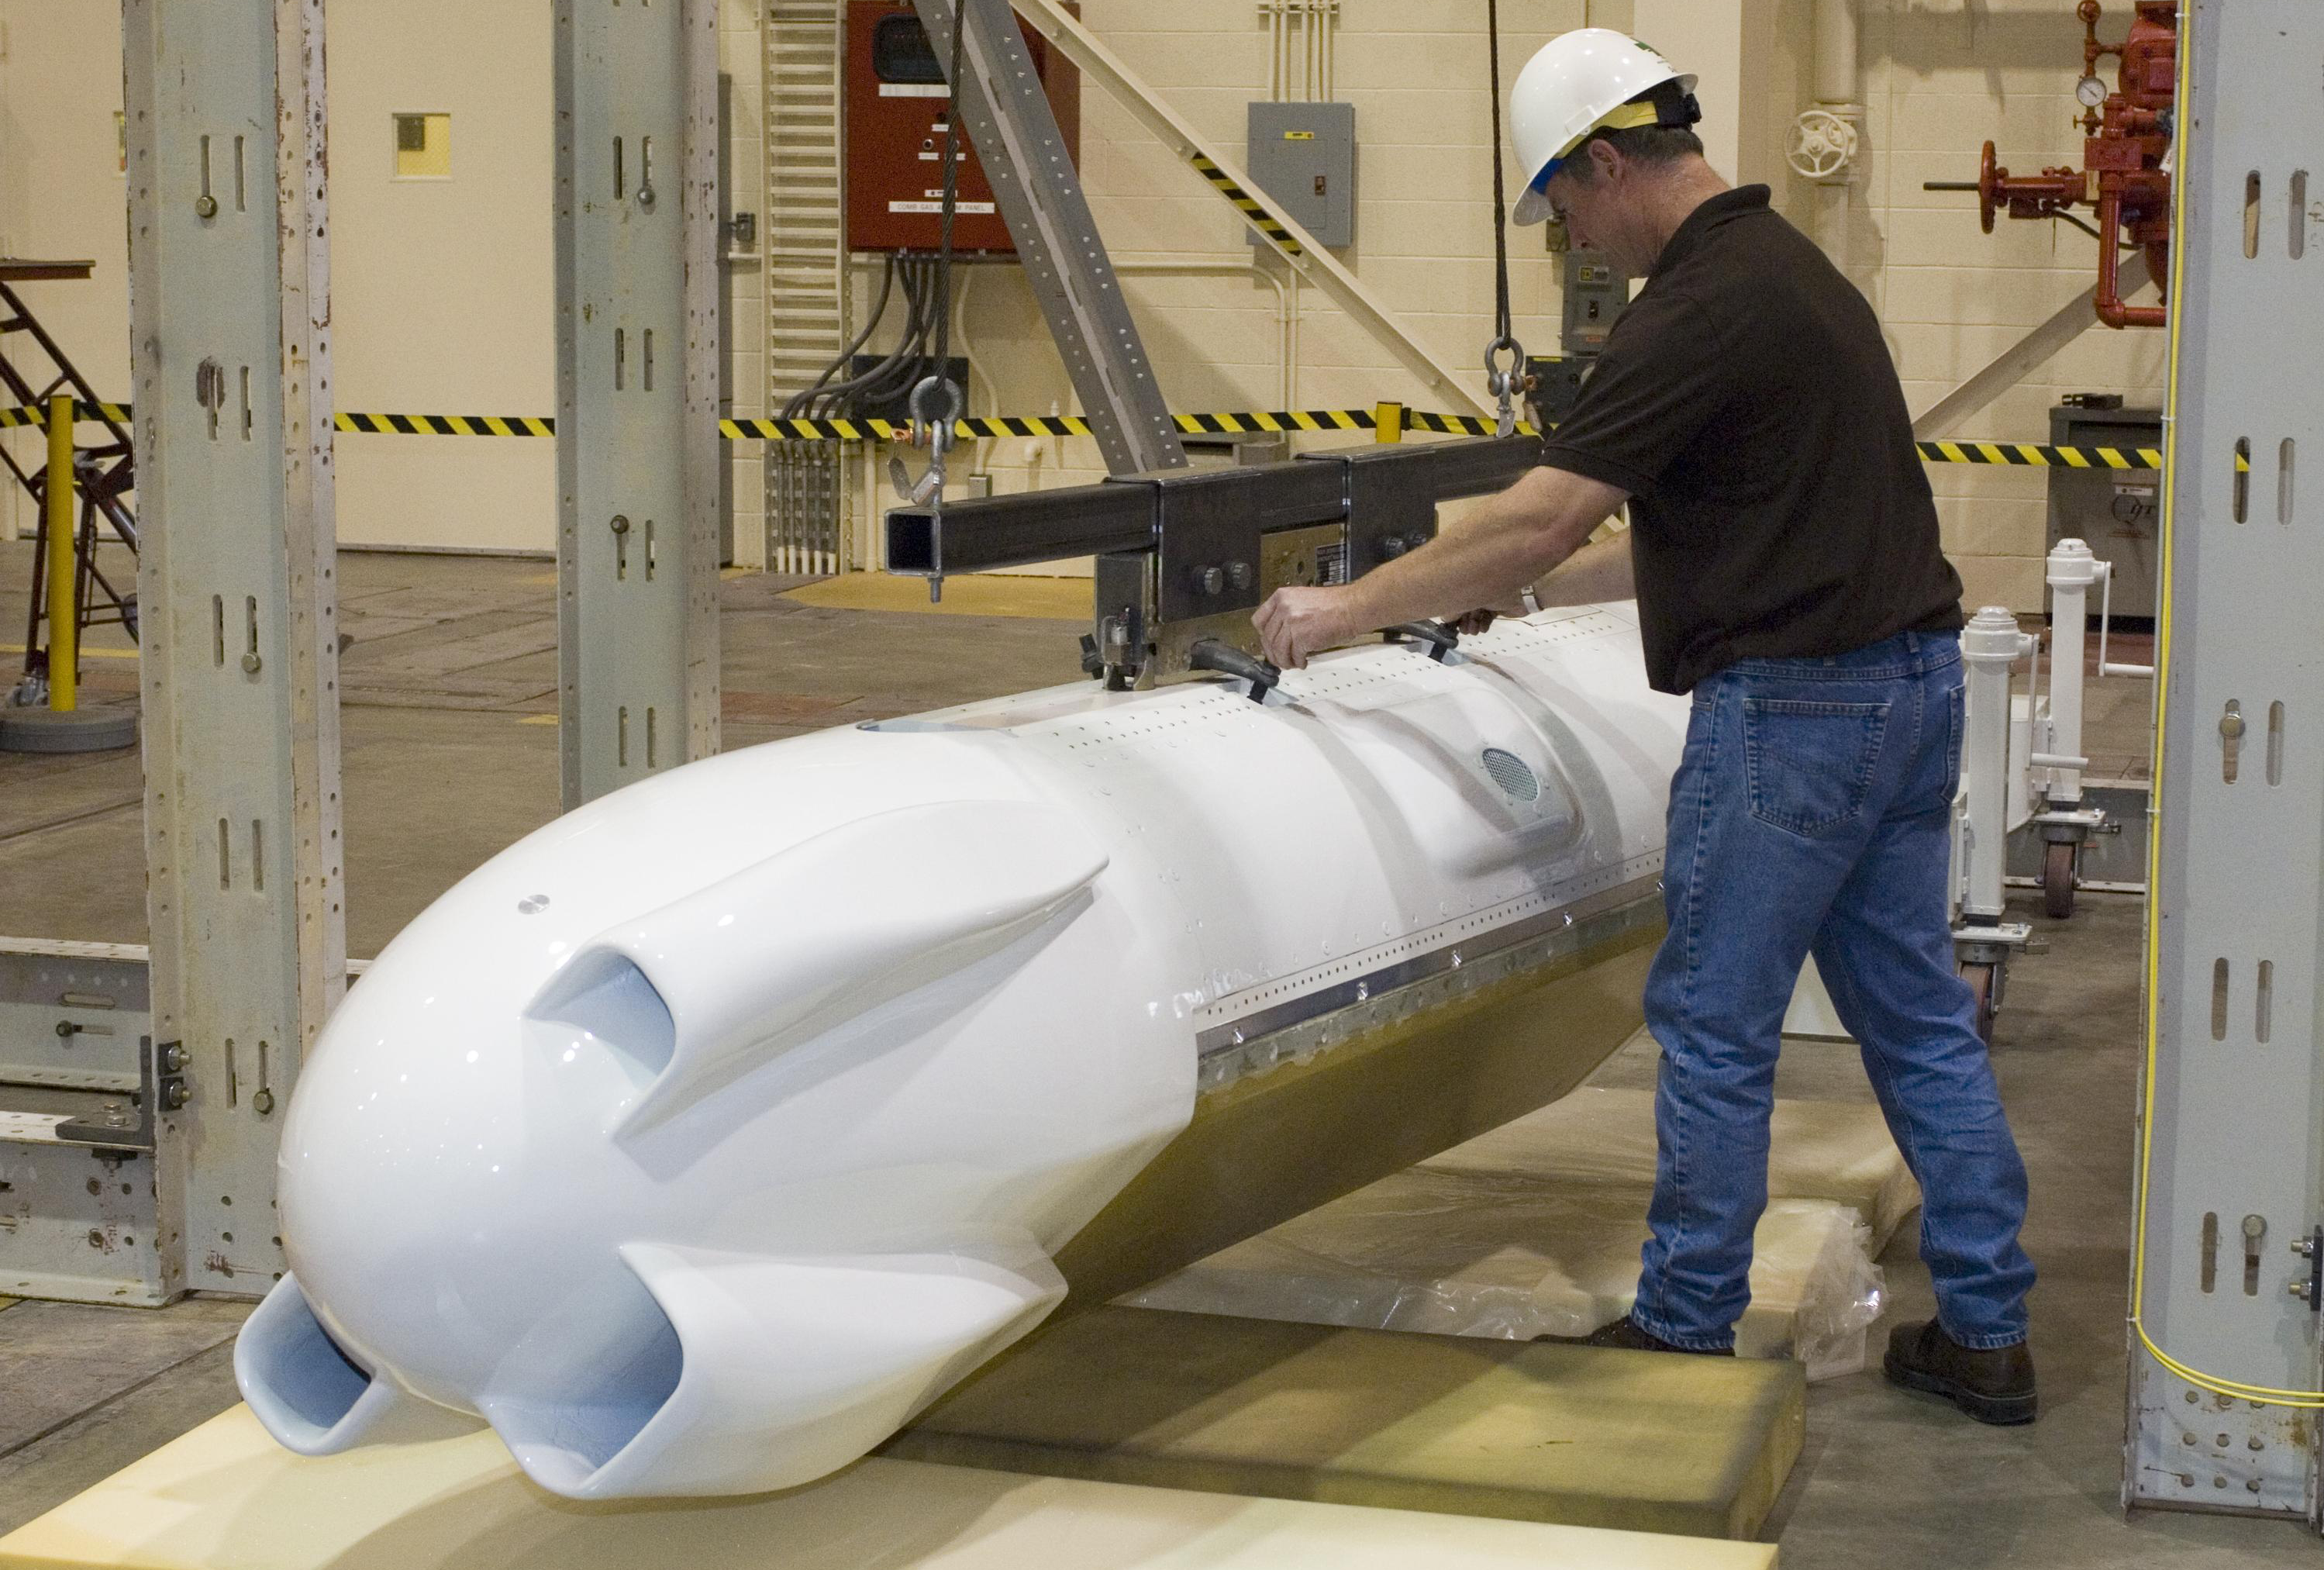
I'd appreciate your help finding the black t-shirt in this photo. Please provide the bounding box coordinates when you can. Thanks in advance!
[1539,185,1965,695]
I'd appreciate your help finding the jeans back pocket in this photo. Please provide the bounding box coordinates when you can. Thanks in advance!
[1743,697,1890,839]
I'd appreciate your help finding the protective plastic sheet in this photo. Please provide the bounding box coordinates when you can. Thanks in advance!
[1422,1086,1922,1252]
[1124,1090,1912,1381]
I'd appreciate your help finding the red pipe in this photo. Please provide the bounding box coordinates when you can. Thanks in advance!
[2095,185,2167,328]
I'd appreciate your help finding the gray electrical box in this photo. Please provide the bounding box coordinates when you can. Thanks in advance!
[1562,256,1630,356]
[1245,102,1355,249]
[2049,397,2162,621]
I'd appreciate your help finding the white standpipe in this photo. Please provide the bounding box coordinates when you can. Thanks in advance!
[1812,0,1858,104]
[1791,0,1864,268]
[2043,538,2102,808]
[1960,606,2033,922]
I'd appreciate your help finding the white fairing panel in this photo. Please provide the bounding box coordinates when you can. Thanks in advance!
[237,605,1685,1498]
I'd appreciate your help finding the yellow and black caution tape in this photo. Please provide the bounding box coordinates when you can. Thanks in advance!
[719,409,1406,441]
[1188,154,1303,256]
[336,412,554,437]
[4,399,2194,469]
[724,407,1503,439]
[1915,438,2164,471]
[0,400,130,429]
[317,407,1505,441]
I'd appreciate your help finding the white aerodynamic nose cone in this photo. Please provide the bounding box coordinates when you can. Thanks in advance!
[237,739,1200,1497]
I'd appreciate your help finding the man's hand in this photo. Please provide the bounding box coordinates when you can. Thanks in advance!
[1253,585,1365,670]
[1250,468,1629,671]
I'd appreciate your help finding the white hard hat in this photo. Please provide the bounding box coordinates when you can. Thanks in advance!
[1508,29,1700,225]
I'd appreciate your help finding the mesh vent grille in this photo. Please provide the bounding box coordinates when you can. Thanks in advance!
[1481,747,1540,802]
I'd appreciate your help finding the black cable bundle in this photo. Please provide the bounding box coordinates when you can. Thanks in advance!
[785,5,970,430]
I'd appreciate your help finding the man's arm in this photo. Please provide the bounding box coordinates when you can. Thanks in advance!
[1529,530,1636,608]
[1253,464,1628,668]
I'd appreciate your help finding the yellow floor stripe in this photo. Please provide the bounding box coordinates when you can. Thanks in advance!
[782,571,1089,619]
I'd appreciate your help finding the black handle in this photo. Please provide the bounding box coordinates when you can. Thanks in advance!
[1188,639,1282,703]
[1384,620,1459,661]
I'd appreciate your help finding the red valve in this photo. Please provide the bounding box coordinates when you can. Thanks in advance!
[1931,3,2174,328]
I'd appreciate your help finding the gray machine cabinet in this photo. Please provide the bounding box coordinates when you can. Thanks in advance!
[2049,399,2162,620]
[0,942,164,1305]
[1246,102,1354,250]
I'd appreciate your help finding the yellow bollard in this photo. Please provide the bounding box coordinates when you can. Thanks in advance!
[1373,401,1404,444]
[42,392,78,713]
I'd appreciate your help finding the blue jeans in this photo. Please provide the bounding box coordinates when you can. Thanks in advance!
[1633,630,2034,1353]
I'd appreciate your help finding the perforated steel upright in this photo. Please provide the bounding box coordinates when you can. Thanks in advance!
[121,0,346,1296]
[2126,0,2324,1522]
[555,0,723,808]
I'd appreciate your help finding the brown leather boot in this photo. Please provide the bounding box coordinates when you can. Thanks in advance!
[1883,1318,2037,1425]
[1537,1313,1736,1356]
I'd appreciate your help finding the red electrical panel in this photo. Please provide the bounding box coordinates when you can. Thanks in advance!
[843,2,1080,255]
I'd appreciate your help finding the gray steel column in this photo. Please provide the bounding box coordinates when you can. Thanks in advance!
[913,0,1186,477]
[2126,0,2324,1520]
[556,0,724,809]
[122,0,346,1296]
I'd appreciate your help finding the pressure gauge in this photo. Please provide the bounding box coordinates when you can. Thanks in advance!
[2076,74,2108,109]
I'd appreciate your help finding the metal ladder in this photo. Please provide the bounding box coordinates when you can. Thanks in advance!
[0,264,139,702]
[764,2,852,576]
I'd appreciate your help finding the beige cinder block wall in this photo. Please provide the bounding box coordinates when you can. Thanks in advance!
[857,0,2158,609]
[0,2,764,561]
[0,0,131,543]
[893,0,1618,523]
[0,0,2168,602]
[1853,0,2167,611]
[819,0,1778,554]
[327,1,556,553]
[333,2,766,557]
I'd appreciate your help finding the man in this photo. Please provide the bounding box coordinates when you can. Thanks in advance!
[1253,29,2037,1426]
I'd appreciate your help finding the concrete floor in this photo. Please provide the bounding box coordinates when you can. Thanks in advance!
[0,546,2310,1565]
[0,544,1087,954]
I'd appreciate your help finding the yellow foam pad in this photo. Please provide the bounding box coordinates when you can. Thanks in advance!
[0,1404,1774,1570]
[892,1307,1805,1542]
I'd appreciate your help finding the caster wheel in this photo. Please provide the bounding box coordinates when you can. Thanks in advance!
[1960,960,1998,1045]
[2042,839,2077,920]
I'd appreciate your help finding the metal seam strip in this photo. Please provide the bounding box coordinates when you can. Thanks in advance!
[1193,868,1664,1059]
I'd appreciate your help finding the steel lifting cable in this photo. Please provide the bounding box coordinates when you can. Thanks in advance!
[1483,0,1526,436]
